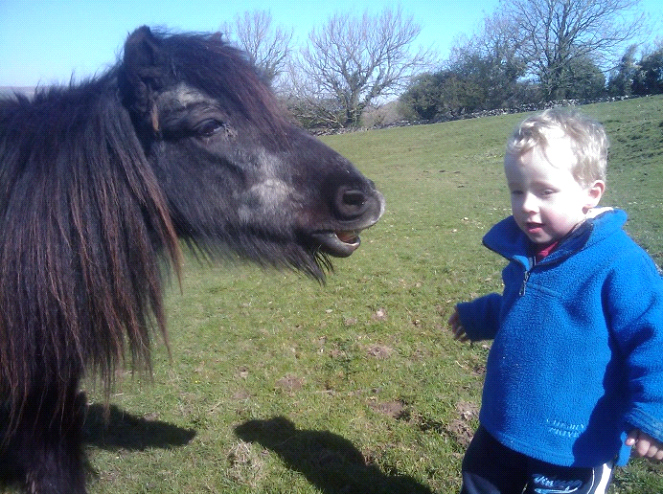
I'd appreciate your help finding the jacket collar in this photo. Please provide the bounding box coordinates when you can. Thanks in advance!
[483,208,627,268]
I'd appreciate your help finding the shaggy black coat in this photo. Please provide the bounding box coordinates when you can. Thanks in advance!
[0,26,383,494]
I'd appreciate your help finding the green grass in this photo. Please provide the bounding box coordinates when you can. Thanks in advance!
[8,96,663,493]
[89,95,663,493]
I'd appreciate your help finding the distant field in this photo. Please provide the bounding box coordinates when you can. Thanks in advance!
[16,96,663,493]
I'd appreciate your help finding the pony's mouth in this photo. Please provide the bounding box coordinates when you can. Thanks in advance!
[311,230,361,257]
[311,190,385,258]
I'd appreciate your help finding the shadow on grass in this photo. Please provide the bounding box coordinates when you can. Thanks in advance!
[84,404,196,451]
[0,404,196,491]
[235,416,433,494]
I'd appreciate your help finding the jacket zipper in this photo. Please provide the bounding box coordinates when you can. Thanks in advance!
[519,253,538,296]
[519,269,531,296]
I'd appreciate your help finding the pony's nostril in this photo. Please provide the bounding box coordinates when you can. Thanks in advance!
[343,189,367,206]
[335,187,368,218]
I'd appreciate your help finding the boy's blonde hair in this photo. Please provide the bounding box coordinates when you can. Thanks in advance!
[506,108,608,186]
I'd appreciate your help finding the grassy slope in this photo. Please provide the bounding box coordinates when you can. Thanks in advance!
[7,97,662,493]
[87,95,663,493]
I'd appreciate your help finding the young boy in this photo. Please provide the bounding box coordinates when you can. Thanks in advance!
[448,109,663,494]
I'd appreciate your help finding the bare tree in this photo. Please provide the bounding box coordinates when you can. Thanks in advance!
[446,11,529,108]
[501,0,645,100]
[220,11,294,89]
[290,6,436,128]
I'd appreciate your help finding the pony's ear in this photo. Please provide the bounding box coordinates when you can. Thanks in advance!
[120,26,168,131]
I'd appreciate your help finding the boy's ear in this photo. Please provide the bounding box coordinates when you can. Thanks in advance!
[585,180,606,211]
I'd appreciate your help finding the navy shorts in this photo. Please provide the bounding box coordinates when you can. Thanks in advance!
[460,426,614,494]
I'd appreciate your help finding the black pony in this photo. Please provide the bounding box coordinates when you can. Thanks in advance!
[0,27,384,494]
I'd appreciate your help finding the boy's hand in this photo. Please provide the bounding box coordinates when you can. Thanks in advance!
[448,310,469,342]
[626,429,663,461]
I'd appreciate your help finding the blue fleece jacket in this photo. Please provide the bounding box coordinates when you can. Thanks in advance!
[456,208,663,467]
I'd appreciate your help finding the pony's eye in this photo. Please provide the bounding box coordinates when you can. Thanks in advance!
[196,119,224,138]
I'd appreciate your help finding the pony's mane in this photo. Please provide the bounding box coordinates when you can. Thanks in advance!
[0,28,293,428]
[175,32,290,127]
[0,77,181,423]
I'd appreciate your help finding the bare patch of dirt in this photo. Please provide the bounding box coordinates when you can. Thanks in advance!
[275,374,304,393]
[369,399,409,420]
[232,388,252,401]
[445,401,479,448]
[366,344,393,359]
[236,366,250,379]
[226,440,266,487]
[390,400,479,450]
[371,308,388,321]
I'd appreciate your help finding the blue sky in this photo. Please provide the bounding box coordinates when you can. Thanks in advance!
[1,0,660,87]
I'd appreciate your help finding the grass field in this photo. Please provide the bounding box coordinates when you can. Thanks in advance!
[7,96,663,493]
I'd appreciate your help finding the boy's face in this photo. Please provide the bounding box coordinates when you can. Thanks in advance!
[504,137,604,246]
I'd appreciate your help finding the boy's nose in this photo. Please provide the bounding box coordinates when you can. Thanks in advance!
[521,192,538,212]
